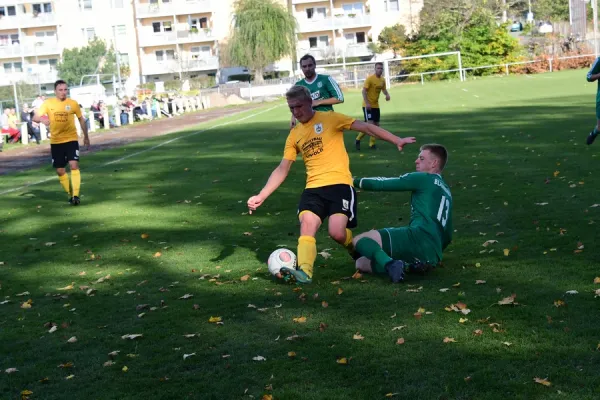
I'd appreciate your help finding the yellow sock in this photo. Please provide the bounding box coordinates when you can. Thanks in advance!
[71,169,81,197]
[343,228,354,252]
[297,236,317,278]
[58,174,71,195]
[369,136,377,147]
[356,132,366,141]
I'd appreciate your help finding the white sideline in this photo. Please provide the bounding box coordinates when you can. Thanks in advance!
[0,105,281,197]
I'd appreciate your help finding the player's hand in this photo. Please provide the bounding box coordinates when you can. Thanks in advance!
[396,136,416,151]
[290,117,297,129]
[83,135,91,150]
[365,102,371,110]
[247,195,265,214]
[311,100,319,108]
[40,116,50,127]
[385,94,391,102]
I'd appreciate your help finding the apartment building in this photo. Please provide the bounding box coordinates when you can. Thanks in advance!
[0,0,421,90]
[293,0,422,63]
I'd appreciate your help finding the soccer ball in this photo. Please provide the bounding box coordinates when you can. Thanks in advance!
[267,248,297,277]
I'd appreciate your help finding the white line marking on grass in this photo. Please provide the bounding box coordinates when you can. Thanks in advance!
[0,105,281,196]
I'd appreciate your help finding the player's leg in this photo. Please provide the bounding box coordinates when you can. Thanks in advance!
[324,184,357,257]
[352,230,393,274]
[66,142,81,205]
[52,144,72,200]
[355,107,370,150]
[280,190,326,284]
[355,256,372,273]
[369,110,381,149]
[587,112,600,145]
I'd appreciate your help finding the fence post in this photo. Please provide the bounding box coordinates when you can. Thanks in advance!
[420,73,424,85]
[549,59,553,72]
[88,111,96,132]
[505,64,509,76]
[103,108,110,129]
[249,83,253,102]
[113,108,121,127]
[20,123,28,144]
[384,60,391,89]
[40,123,48,140]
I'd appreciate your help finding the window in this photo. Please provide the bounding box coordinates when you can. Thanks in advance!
[118,53,129,65]
[152,21,172,33]
[79,0,92,11]
[82,28,96,41]
[308,36,329,48]
[306,7,326,19]
[356,32,366,43]
[39,58,58,70]
[385,0,399,11]
[190,45,211,59]
[113,25,126,36]
[4,62,22,73]
[155,49,175,61]
[343,3,363,15]
[309,37,317,48]
[33,3,52,14]
[190,17,208,30]
[111,0,124,8]
[0,6,17,16]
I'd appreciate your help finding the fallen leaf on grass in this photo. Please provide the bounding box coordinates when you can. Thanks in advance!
[65,375,75,380]
[565,290,578,295]
[503,249,510,256]
[21,301,32,309]
[554,300,565,307]
[240,274,250,281]
[352,271,362,279]
[319,251,331,259]
[67,336,77,343]
[534,377,551,387]
[16,291,30,296]
[498,294,517,305]
[252,355,266,361]
[391,326,406,331]
[94,274,111,284]
[183,353,195,360]
[475,280,486,285]
[243,232,252,236]
[293,316,307,323]
[45,242,56,246]
[153,252,162,258]
[287,351,296,358]
[439,288,450,292]
[459,318,468,323]
[452,282,461,287]
[108,351,120,358]
[482,240,498,247]
[5,368,18,374]
[502,342,512,347]
[385,393,399,398]
[321,301,328,308]
[48,325,57,333]
[179,294,193,299]
[396,338,405,345]
[103,361,115,367]
[473,329,483,336]
[352,333,364,340]
[122,366,128,372]
[443,337,456,343]
[336,357,349,365]
[208,316,222,323]
[594,277,600,284]
[406,286,423,293]
[58,283,75,291]
[337,287,344,295]
[58,362,73,368]
[141,233,150,239]
[121,334,142,340]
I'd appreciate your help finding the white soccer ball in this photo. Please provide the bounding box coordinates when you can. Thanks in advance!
[267,248,297,276]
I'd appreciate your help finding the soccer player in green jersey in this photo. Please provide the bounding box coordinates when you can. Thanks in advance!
[351,144,452,283]
[291,54,344,127]
[586,57,600,145]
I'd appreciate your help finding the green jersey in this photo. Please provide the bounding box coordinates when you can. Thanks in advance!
[354,172,453,257]
[587,57,600,102]
[296,74,344,112]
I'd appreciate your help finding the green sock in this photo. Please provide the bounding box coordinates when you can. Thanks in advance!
[355,237,392,273]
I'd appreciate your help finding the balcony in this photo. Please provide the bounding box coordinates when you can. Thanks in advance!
[295,13,372,33]
[138,27,216,47]
[0,39,59,59]
[0,69,58,86]
[135,0,212,18]
[291,0,329,4]
[298,43,371,61]
[0,13,57,30]
[142,55,218,75]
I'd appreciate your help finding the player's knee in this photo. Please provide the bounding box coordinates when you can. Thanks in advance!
[328,227,346,244]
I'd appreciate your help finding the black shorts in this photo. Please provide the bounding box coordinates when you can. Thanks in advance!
[51,141,80,168]
[298,184,357,228]
[362,107,381,123]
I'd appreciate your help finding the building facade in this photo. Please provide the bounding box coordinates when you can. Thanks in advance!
[0,0,422,90]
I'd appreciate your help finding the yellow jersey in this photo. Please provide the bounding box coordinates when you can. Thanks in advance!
[362,74,386,108]
[283,111,355,189]
[38,98,82,144]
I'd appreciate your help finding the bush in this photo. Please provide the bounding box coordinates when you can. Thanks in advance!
[189,76,216,89]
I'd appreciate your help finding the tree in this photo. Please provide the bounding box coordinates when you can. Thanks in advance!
[228,0,296,83]
[56,38,116,87]
[377,24,409,57]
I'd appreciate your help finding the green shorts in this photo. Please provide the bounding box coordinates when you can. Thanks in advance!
[376,227,440,273]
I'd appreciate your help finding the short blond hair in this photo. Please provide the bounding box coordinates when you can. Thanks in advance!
[286,85,312,103]
[420,144,448,171]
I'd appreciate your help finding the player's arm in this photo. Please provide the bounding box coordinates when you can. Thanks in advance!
[313,76,344,107]
[350,120,415,151]
[442,214,453,250]
[32,106,48,126]
[353,173,422,192]
[362,86,371,109]
[74,104,90,147]
[247,159,294,213]
[382,88,391,101]
[586,58,600,82]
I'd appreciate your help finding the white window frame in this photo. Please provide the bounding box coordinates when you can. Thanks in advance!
[4,61,23,73]
[113,25,127,36]
[189,17,208,30]
[111,0,124,8]
[79,0,93,11]
[155,49,175,61]
[82,27,96,41]
[190,45,211,59]
[342,3,363,15]
[152,21,173,33]
[0,5,17,17]
[306,7,326,20]
[385,0,399,12]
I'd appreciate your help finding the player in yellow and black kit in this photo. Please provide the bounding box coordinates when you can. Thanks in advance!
[356,62,391,150]
[34,80,90,205]
[247,85,415,284]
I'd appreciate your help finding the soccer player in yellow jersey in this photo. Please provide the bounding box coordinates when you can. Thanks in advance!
[247,85,415,283]
[33,80,90,205]
[356,62,391,150]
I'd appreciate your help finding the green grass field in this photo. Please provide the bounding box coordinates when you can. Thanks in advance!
[1,69,600,400]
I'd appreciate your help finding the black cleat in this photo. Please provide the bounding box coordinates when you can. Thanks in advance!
[370,144,377,150]
[385,260,406,283]
[587,130,598,145]
[355,140,361,151]
[69,196,81,206]
[407,261,433,275]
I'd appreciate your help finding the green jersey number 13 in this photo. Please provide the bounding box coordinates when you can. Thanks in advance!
[437,195,450,227]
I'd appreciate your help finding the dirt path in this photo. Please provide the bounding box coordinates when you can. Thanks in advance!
[0,104,260,175]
